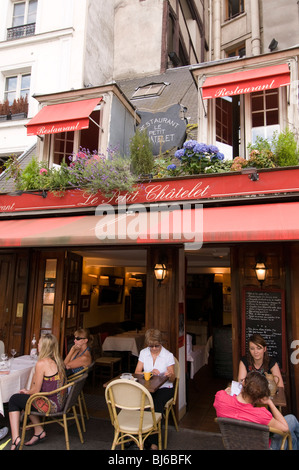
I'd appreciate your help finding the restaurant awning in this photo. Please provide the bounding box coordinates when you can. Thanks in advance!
[1,201,299,247]
[202,63,290,99]
[26,97,102,136]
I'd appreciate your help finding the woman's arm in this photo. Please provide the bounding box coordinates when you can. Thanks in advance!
[270,362,284,388]
[237,360,247,382]
[64,349,91,370]
[265,398,289,432]
[134,360,144,374]
[164,364,175,382]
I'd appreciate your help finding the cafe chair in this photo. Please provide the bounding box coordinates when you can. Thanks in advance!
[20,373,88,450]
[164,356,180,449]
[67,363,94,432]
[92,333,122,384]
[105,378,162,450]
[215,417,293,450]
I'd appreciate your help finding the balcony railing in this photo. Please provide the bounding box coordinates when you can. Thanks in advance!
[7,23,35,41]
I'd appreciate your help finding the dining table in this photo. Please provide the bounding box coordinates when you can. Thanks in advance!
[102,330,146,370]
[0,355,36,416]
[103,372,169,394]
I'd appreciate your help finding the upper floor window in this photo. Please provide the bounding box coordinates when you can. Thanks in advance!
[227,44,246,58]
[7,0,37,40]
[251,89,279,142]
[5,73,30,105]
[226,0,244,21]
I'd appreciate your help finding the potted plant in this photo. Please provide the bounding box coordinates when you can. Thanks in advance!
[10,95,28,120]
[0,100,11,121]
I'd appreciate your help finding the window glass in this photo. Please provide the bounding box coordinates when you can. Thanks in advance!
[12,3,25,27]
[28,0,38,23]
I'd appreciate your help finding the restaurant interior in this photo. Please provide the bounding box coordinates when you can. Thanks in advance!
[76,246,231,431]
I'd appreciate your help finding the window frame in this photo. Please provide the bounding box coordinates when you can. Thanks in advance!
[4,72,31,105]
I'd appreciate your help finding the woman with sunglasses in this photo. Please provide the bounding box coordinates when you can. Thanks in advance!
[64,328,92,376]
[135,328,175,450]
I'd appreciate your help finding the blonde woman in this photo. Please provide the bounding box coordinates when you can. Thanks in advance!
[64,328,92,375]
[8,333,66,449]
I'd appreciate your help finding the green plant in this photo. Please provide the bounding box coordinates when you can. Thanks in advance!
[67,148,136,196]
[129,128,154,176]
[247,136,276,168]
[272,128,299,167]
[174,141,225,175]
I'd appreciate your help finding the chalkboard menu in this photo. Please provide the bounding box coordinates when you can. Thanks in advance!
[242,288,286,372]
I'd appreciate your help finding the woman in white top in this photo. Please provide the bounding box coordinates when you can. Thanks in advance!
[135,328,175,450]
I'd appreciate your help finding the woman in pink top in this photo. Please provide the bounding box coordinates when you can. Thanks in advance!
[214,372,299,449]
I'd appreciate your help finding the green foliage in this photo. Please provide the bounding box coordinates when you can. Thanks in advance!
[271,128,299,167]
[129,128,154,176]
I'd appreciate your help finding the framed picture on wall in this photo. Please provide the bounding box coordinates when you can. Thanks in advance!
[80,294,91,313]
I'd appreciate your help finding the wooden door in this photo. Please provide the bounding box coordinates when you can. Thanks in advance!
[27,250,82,355]
[61,251,83,352]
[0,252,29,354]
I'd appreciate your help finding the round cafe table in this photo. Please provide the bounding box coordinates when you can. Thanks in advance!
[0,355,36,416]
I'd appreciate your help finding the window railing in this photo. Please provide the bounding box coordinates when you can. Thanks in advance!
[7,23,35,40]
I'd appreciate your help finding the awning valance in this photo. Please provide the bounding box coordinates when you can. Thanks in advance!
[1,201,299,247]
[202,63,290,100]
[26,97,102,136]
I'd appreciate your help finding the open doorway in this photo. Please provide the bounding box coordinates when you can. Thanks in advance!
[182,247,232,432]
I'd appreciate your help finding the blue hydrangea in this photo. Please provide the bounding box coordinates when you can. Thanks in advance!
[211,152,225,161]
[194,143,209,154]
[167,164,177,170]
[208,145,219,154]
[183,140,198,150]
[174,149,185,159]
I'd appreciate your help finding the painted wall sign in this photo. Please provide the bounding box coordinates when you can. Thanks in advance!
[1,167,299,214]
[138,104,186,155]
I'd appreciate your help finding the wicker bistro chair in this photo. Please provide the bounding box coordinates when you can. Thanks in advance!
[164,357,180,449]
[215,417,293,450]
[67,363,94,432]
[20,373,88,450]
[105,378,162,450]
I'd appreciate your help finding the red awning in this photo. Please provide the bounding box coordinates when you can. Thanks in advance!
[0,201,299,247]
[202,64,290,99]
[26,97,102,136]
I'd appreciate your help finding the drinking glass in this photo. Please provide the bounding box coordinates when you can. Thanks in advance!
[11,349,16,360]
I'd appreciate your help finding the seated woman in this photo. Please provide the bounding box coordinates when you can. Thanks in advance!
[64,328,92,376]
[8,333,67,449]
[214,371,299,449]
[135,328,175,450]
[238,333,284,387]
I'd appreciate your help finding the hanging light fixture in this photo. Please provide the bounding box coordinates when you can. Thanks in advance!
[255,258,267,287]
[154,263,167,286]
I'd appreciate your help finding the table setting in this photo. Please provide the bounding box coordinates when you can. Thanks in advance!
[0,354,37,415]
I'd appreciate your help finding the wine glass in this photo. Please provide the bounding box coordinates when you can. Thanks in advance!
[1,353,8,362]
[11,349,16,360]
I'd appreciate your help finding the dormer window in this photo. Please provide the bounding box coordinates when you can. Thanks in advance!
[7,0,37,40]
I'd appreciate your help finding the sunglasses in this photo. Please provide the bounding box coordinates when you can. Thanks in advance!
[149,344,161,349]
[74,336,86,341]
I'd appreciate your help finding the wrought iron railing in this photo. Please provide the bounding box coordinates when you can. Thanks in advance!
[7,23,35,40]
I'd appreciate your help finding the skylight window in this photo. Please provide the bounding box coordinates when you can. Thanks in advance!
[131,83,168,99]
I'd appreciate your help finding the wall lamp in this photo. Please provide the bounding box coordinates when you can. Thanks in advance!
[154,263,167,286]
[255,257,268,287]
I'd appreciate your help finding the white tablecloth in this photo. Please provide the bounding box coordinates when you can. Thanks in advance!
[187,336,213,379]
[0,355,36,416]
[102,331,145,357]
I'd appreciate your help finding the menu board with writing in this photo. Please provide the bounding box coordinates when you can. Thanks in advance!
[242,288,286,372]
